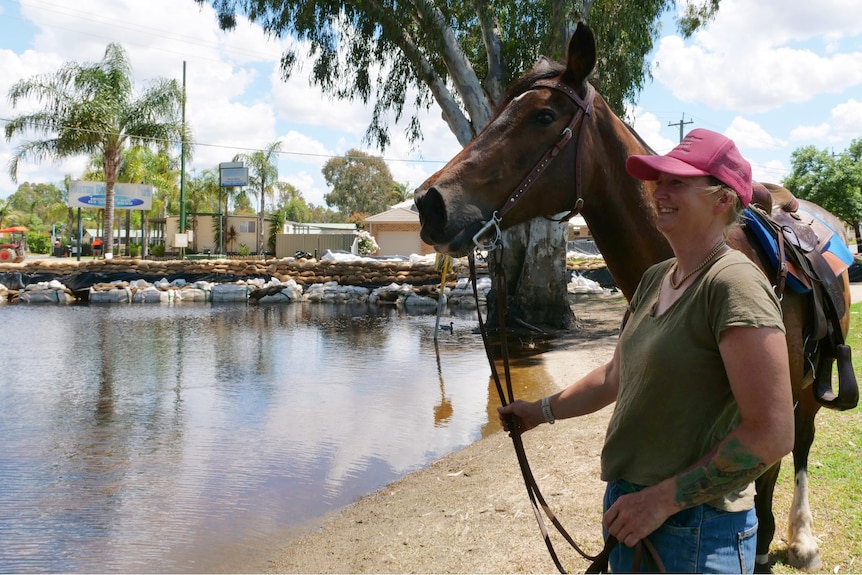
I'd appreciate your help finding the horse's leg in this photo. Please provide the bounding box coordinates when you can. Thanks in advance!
[786,388,823,571]
[754,462,781,573]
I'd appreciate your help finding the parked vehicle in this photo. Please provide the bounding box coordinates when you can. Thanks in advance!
[0,226,28,262]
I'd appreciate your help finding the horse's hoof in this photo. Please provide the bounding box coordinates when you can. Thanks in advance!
[753,561,772,574]
[788,543,822,572]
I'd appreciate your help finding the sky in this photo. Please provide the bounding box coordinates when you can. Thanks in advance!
[0,0,860,209]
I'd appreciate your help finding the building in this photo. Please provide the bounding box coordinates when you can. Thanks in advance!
[165,214,271,254]
[364,200,433,257]
[568,215,592,240]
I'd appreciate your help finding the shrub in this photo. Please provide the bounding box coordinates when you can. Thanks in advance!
[354,230,379,256]
[150,243,165,257]
[26,232,51,254]
[237,243,250,256]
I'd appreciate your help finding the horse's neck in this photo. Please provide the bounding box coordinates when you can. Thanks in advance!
[580,104,672,300]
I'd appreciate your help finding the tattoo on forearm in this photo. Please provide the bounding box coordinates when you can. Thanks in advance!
[675,438,767,508]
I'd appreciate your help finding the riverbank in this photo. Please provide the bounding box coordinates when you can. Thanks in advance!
[254,295,629,574]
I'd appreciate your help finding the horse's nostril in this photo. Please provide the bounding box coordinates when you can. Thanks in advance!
[415,186,447,233]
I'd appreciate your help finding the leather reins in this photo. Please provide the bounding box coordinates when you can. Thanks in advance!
[467,77,664,573]
[468,251,606,573]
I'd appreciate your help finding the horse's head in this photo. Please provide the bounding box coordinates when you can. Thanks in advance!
[414,23,598,255]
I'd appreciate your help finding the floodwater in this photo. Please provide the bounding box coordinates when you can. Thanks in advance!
[0,302,561,573]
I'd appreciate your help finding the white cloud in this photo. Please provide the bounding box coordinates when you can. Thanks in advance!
[789,123,832,143]
[283,170,327,207]
[725,117,784,149]
[752,159,789,185]
[830,99,862,139]
[655,0,862,113]
[631,108,677,154]
[786,98,862,145]
[271,65,370,137]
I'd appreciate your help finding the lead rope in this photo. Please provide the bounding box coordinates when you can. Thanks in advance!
[468,249,664,574]
[468,250,607,573]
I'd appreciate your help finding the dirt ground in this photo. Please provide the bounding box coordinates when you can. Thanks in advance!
[265,293,629,574]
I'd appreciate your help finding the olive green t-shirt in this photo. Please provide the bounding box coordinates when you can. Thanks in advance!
[601,250,784,511]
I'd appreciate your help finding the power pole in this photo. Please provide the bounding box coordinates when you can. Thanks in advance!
[668,113,693,143]
[179,60,187,235]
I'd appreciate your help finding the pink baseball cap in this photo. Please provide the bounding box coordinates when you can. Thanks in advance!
[625,128,752,207]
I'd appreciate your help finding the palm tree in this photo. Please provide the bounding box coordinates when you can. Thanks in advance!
[4,42,190,254]
[119,145,179,255]
[186,168,220,251]
[233,140,282,254]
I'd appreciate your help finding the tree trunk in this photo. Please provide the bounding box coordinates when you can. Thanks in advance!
[487,217,574,331]
[103,181,115,255]
[102,148,122,255]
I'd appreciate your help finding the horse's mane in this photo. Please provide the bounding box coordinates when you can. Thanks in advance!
[500,59,566,106]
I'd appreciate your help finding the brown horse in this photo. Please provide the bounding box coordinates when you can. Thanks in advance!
[414,22,854,573]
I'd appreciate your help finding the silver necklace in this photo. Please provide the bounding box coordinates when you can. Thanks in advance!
[669,240,727,290]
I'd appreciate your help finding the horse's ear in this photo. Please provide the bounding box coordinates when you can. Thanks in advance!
[562,22,596,86]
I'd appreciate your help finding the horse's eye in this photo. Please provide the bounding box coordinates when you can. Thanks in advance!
[535,110,555,125]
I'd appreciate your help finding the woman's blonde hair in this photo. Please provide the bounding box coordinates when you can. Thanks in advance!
[705,177,744,233]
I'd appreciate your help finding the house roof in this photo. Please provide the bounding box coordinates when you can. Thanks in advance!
[365,206,419,223]
[286,222,357,232]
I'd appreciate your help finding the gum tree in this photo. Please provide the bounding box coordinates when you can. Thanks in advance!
[196,0,719,327]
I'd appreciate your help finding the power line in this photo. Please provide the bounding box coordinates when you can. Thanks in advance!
[0,116,450,166]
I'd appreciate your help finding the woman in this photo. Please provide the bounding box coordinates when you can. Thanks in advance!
[499,129,794,573]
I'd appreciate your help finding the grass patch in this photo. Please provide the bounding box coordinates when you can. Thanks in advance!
[770,301,862,573]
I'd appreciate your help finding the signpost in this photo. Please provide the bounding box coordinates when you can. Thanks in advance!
[219,162,248,255]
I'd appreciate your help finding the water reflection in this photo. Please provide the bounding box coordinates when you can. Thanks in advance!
[0,302,570,573]
[433,343,454,427]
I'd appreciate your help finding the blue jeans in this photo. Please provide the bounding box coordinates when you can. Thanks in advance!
[603,480,758,573]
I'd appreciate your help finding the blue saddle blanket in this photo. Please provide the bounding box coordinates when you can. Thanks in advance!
[743,207,854,293]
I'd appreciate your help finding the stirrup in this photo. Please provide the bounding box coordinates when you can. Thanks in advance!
[814,344,859,410]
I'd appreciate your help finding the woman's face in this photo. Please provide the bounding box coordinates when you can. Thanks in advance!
[651,174,721,237]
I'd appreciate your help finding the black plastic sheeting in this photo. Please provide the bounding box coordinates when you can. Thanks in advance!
[0,270,444,300]
[0,271,274,295]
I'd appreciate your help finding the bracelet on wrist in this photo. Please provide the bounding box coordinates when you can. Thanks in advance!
[541,396,555,424]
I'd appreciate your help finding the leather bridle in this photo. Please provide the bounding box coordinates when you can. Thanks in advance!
[472,79,594,251]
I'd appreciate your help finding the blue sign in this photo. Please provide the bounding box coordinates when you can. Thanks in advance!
[69,181,153,210]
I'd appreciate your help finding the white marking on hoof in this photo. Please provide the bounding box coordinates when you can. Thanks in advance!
[787,470,822,571]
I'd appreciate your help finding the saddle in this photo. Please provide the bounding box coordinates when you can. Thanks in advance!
[744,183,858,410]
